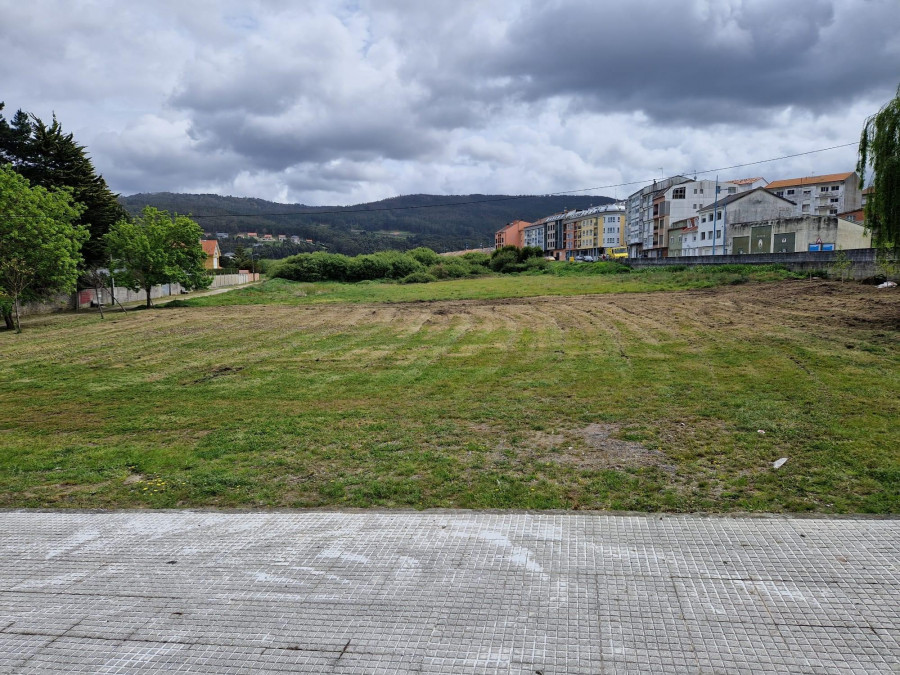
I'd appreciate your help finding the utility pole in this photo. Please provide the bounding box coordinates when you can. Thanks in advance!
[722,198,728,256]
[711,176,720,256]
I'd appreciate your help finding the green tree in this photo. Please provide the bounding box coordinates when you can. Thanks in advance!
[0,165,88,332]
[106,207,211,308]
[858,83,900,250]
[0,103,128,268]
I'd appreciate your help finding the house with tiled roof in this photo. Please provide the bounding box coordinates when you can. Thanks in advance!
[728,177,768,189]
[765,172,860,217]
[201,240,221,270]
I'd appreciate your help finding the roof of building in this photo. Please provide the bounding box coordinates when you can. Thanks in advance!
[201,240,220,256]
[697,187,796,212]
[766,172,855,190]
[729,177,766,185]
[862,186,875,195]
[837,209,865,222]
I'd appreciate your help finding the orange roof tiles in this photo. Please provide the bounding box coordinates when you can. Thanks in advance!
[201,240,219,256]
[766,172,854,190]
[730,177,765,185]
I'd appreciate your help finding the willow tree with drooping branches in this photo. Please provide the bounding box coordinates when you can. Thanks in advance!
[858,84,900,251]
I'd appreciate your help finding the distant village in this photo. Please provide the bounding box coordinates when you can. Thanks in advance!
[198,171,872,268]
[495,172,871,260]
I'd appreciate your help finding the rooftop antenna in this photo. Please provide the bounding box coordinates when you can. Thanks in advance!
[659,167,664,179]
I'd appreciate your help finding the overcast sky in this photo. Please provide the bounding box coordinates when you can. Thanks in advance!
[1,0,898,205]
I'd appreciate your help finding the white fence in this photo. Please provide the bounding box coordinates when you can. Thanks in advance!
[21,273,260,316]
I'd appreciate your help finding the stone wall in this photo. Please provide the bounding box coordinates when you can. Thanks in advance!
[624,248,892,280]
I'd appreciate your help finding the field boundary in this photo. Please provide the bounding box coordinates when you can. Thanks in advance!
[626,247,894,280]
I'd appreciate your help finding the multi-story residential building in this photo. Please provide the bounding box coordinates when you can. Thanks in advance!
[627,177,763,258]
[546,203,629,259]
[494,220,532,249]
[765,172,860,217]
[543,212,568,259]
[600,203,627,251]
[522,222,545,249]
[627,175,691,258]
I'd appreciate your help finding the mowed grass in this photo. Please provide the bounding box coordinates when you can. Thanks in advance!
[1,273,897,513]
[173,264,802,307]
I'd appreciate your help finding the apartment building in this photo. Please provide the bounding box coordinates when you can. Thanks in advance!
[627,177,763,257]
[494,220,531,249]
[626,175,691,258]
[522,222,546,249]
[766,172,861,217]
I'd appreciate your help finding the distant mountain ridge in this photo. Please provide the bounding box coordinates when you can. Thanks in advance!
[119,192,614,256]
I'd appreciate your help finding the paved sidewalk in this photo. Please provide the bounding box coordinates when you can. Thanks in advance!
[0,511,897,674]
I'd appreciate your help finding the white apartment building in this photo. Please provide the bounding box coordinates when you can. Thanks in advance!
[600,202,627,250]
[766,172,861,217]
[627,176,763,258]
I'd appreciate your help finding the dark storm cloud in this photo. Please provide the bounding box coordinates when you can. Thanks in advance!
[419,0,900,125]
[186,109,441,169]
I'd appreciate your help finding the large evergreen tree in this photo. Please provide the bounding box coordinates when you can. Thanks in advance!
[0,102,127,267]
[858,83,900,251]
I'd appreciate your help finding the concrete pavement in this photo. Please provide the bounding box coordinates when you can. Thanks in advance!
[0,511,897,673]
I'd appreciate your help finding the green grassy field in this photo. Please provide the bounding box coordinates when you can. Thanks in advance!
[1,270,897,513]
[173,264,803,307]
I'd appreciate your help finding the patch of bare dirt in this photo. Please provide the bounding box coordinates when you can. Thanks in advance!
[549,423,675,472]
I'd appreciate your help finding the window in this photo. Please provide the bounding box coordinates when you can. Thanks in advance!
[717,211,722,219]
[699,189,704,194]
[829,208,838,215]
[672,187,686,199]
[803,190,811,195]
[776,191,784,196]
[693,188,698,194]
[820,186,829,193]
[802,204,810,213]
[831,185,840,191]
[727,187,736,194]
[692,204,697,209]
[830,198,839,203]
[717,231,722,239]
[786,189,795,195]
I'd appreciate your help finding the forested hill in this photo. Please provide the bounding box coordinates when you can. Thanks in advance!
[119,192,614,255]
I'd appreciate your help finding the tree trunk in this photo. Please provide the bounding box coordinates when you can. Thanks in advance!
[145,286,152,308]
[2,308,13,331]
[13,295,22,333]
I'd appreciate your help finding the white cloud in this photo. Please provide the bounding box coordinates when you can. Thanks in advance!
[1,0,896,204]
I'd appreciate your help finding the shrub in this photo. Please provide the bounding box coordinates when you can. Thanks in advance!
[406,247,440,266]
[348,254,393,281]
[400,271,437,284]
[460,251,490,267]
[428,259,476,279]
[523,257,550,273]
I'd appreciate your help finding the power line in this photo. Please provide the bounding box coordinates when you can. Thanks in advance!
[186,141,859,219]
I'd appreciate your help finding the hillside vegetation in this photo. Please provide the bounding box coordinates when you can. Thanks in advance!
[119,192,612,255]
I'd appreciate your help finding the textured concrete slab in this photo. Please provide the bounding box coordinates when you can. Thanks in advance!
[0,511,897,674]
